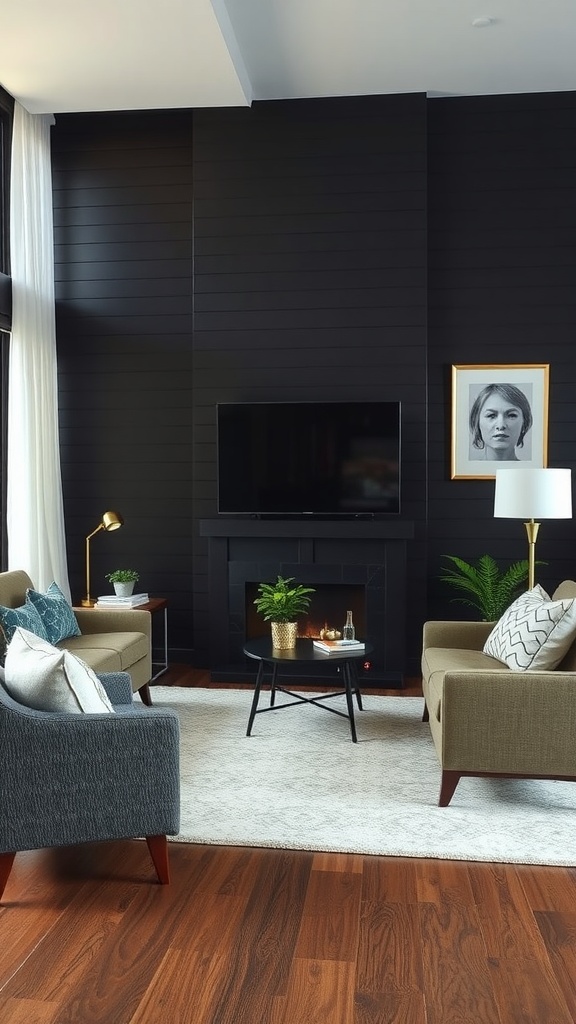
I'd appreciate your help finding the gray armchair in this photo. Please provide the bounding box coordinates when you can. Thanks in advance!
[0,671,180,900]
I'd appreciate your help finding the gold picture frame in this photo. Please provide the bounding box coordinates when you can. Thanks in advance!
[451,363,549,480]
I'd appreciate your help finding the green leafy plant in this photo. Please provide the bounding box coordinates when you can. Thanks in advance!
[105,568,140,584]
[439,554,537,621]
[254,575,315,623]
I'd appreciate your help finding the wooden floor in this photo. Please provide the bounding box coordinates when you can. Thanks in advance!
[2,669,576,1024]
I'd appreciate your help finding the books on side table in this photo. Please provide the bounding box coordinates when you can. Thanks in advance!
[95,593,150,608]
[313,638,365,655]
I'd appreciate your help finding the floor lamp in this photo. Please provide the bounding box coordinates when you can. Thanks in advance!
[82,511,124,607]
[493,468,572,590]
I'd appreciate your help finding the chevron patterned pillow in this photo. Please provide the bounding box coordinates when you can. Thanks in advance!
[483,585,576,671]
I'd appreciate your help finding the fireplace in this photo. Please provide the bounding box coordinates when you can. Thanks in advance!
[200,518,414,686]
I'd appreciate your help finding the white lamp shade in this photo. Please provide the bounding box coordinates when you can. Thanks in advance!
[494,467,572,520]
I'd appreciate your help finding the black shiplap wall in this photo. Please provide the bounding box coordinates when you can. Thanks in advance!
[52,112,195,655]
[427,92,576,618]
[51,89,576,672]
[192,94,429,670]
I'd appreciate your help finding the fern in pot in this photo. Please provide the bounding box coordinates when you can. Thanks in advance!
[254,575,315,649]
[439,554,535,621]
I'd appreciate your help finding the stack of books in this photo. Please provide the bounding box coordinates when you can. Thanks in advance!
[313,638,365,655]
[95,593,150,608]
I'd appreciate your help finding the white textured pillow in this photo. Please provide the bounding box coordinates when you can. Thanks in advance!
[483,585,576,671]
[4,627,115,713]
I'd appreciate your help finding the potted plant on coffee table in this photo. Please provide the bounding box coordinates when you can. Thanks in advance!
[254,575,315,649]
[105,568,140,598]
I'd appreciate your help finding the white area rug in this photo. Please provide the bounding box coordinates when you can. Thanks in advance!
[151,685,576,865]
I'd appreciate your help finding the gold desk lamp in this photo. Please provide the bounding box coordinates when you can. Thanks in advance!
[82,510,124,607]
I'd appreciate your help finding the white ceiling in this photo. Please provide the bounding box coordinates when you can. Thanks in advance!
[2,0,576,115]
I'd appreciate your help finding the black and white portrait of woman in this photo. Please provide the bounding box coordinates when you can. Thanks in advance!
[468,382,533,462]
[451,364,548,480]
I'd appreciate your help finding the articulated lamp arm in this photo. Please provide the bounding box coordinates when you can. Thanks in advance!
[82,511,124,607]
[82,523,105,607]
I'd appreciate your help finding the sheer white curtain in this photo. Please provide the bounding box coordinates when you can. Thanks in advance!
[7,102,70,598]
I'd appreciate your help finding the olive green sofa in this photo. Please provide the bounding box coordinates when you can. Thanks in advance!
[421,580,576,806]
[0,570,153,705]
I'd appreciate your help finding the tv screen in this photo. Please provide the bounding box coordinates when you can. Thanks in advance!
[217,401,401,516]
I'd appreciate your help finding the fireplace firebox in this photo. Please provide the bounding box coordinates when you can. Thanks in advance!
[200,519,414,687]
[245,583,366,642]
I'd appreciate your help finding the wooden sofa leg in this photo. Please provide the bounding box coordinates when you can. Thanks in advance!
[0,852,16,901]
[146,835,170,884]
[439,771,461,807]
[138,683,152,706]
[422,701,429,722]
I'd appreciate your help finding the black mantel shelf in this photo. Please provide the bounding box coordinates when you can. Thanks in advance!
[200,519,415,540]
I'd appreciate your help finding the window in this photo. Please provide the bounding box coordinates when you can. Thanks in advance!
[0,87,12,568]
[0,329,7,565]
[0,86,14,267]
[0,85,14,317]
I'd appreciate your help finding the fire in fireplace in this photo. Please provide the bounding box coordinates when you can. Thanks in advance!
[245,583,366,641]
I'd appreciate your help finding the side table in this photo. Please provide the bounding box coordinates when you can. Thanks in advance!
[73,597,169,701]
[136,598,169,681]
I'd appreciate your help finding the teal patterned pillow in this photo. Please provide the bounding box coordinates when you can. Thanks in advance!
[0,600,48,643]
[26,581,81,645]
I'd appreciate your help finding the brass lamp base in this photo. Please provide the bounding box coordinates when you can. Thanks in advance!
[81,598,96,607]
[524,519,541,591]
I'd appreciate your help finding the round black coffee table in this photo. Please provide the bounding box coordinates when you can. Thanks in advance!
[243,636,373,743]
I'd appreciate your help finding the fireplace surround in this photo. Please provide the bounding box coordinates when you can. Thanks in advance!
[200,519,414,686]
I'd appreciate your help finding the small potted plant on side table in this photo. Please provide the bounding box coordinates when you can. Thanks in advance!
[254,575,315,650]
[105,568,140,598]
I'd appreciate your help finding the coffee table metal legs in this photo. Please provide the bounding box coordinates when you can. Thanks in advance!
[246,661,265,737]
[269,663,279,706]
[246,659,363,742]
[342,660,362,742]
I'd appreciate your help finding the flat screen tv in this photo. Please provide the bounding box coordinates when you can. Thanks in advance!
[217,401,401,517]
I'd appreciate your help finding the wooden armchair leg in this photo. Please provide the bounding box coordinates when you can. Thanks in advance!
[422,701,429,722]
[439,770,461,807]
[146,835,170,884]
[138,683,152,706]
[0,852,16,901]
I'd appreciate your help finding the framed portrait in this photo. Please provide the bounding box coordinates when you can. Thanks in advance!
[451,363,549,480]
